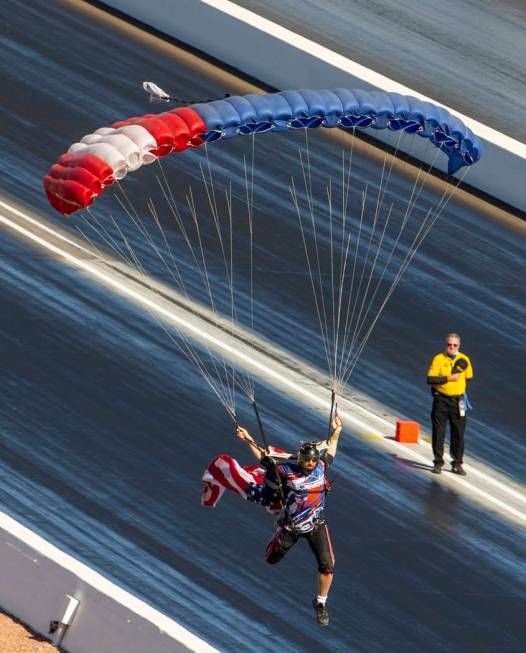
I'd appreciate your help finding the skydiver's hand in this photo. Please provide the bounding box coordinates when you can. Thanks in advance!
[331,411,343,431]
[236,425,251,442]
[448,373,461,382]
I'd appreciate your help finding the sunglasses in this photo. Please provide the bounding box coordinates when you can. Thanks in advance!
[447,343,459,347]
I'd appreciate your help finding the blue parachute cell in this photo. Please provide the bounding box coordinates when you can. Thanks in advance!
[190,89,482,174]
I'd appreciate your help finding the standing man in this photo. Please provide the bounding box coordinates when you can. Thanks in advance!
[236,412,343,627]
[427,333,474,475]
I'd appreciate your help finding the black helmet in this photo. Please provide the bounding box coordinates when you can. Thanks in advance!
[297,442,321,464]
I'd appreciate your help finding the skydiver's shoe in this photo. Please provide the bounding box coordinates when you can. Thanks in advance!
[451,464,467,476]
[431,463,443,474]
[313,599,329,627]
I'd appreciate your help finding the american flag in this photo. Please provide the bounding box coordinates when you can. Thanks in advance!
[201,449,289,514]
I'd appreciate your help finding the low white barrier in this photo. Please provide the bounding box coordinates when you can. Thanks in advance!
[0,511,220,653]
[100,0,526,213]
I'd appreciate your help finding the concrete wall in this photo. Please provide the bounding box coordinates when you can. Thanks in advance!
[99,0,526,213]
[0,510,220,653]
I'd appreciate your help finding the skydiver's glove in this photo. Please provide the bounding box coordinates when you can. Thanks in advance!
[452,358,468,374]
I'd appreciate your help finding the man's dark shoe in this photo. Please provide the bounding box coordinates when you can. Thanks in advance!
[451,464,467,476]
[312,599,329,626]
[431,463,443,474]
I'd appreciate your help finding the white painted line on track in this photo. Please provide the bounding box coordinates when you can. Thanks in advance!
[0,202,384,439]
[1,199,525,528]
[205,0,526,157]
[0,199,98,258]
[377,438,526,524]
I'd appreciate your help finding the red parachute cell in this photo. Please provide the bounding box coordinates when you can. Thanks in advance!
[44,106,208,214]
[112,116,175,157]
[48,164,103,196]
[44,188,73,215]
[43,176,96,214]
[154,112,193,152]
[171,107,206,147]
[58,153,115,186]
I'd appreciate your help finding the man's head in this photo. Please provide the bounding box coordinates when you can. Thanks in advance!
[297,442,321,472]
[445,333,461,355]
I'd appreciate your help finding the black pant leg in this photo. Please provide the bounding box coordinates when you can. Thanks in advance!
[305,523,335,573]
[449,410,467,465]
[265,527,297,565]
[431,397,449,465]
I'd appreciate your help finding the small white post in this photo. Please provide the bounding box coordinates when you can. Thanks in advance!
[50,594,80,648]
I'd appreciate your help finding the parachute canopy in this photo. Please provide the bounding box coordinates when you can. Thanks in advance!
[43,88,482,215]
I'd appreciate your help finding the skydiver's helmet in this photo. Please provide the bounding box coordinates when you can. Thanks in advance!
[297,442,321,465]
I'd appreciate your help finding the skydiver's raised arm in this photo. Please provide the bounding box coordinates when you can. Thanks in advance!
[326,412,343,459]
[235,425,266,461]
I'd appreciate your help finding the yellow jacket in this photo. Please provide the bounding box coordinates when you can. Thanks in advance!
[427,352,474,396]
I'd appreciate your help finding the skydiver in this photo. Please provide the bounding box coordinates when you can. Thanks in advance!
[235,411,343,627]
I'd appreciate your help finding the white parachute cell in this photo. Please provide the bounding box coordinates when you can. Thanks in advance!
[68,142,128,179]
[95,125,158,165]
[79,132,142,171]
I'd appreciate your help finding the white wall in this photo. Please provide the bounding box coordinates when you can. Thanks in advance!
[0,511,220,653]
[99,0,526,213]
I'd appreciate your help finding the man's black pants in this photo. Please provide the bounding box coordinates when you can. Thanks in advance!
[431,394,466,465]
[265,522,335,573]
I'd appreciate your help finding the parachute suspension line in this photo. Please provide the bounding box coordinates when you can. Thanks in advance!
[327,179,336,381]
[150,308,239,419]
[252,399,289,515]
[326,388,336,444]
[224,181,253,402]
[200,146,255,402]
[225,181,237,401]
[346,200,395,363]
[112,186,237,400]
[344,129,402,360]
[87,207,237,418]
[330,139,359,394]
[252,400,270,452]
[113,185,194,292]
[155,162,221,305]
[343,161,385,360]
[345,129,405,359]
[100,210,232,413]
[241,134,257,400]
[300,130,334,379]
[146,179,194,292]
[146,198,193,301]
[336,137,445,385]
[146,193,244,411]
[245,135,256,335]
[289,176,334,379]
[345,146,445,364]
[185,185,238,412]
[333,142,356,395]
[336,184,368,385]
[201,148,231,285]
[79,211,134,268]
[157,146,252,406]
[341,165,470,385]
[117,170,241,416]
[112,184,194,295]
